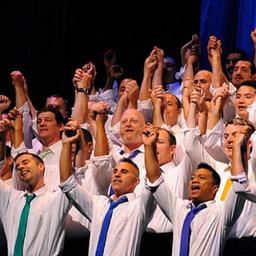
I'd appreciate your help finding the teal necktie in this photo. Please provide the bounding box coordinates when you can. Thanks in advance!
[13,194,36,256]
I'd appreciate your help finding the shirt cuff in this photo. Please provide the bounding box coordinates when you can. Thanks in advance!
[145,174,164,192]
[230,172,247,184]
[59,175,78,193]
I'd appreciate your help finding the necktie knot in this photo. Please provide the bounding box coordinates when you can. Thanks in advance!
[39,148,52,159]
[127,149,141,160]
[25,194,36,205]
[191,204,206,215]
[110,196,128,209]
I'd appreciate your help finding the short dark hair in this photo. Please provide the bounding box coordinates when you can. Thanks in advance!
[14,152,44,165]
[238,80,256,90]
[197,162,221,186]
[119,157,139,176]
[225,48,248,60]
[37,105,65,125]
[45,94,70,115]
[6,145,11,158]
[158,128,176,145]
[165,92,182,109]
[82,128,93,143]
[236,58,256,75]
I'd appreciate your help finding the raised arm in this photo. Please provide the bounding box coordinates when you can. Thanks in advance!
[209,36,227,88]
[60,123,80,183]
[151,85,164,127]
[94,108,109,157]
[139,51,157,101]
[72,62,94,124]
[7,108,24,148]
[152,47,164,88]
[143,123,160,182]
[0,119,9,162]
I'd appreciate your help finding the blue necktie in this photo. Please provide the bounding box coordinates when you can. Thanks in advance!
[14,194,36,256]
[179,203,207,256]
[95,196,128,256]
[127,149,141,160]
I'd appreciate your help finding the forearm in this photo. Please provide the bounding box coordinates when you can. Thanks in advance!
[211,51,224,88]
[95,121,109,157]
[14,127,24,148]
[60,142,73,182]
[111,99,127,127]
[231,144,245,176]
[15,87,27,109]
[198,110,208,135]
[152,65,163,88]
[144,144,160,182]
[72,93,88,123]
[207,97,223,130]
[152,103,163,127]
[139,72,152,101]
[186,102,198,128]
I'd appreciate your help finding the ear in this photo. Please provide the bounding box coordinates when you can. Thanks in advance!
[38,162,45,173]
[87,141,93,155]
[59,123,65,132]
[212,184,219,195]
[170,144,176,154]
[135,177,140,187]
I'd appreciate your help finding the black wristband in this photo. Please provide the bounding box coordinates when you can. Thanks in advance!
[75,87,89,95]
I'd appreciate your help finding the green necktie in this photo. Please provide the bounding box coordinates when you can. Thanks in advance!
[39,148,52,159]
[13,194,36,256]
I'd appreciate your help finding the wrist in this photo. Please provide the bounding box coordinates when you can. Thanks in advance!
[75,87,90,95]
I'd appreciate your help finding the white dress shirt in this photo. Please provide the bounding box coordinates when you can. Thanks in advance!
[0,181,71,256]
[60,176,155,256]
[147,156,196,233]
[67,155,113,232]
[146,175,245,256]
[184,127,256,238]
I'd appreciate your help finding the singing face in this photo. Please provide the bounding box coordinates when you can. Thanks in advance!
[15,153,44,186]
[120,109,145,146]
[189,168,219,204]
[111,161,140,197]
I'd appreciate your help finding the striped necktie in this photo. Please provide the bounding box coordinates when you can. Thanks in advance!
[95,196,128,256]
[179,203,207,256]
[13,194,36,256]
[39,148,52,159]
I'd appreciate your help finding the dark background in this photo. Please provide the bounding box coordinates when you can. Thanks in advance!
[0,1,200,110]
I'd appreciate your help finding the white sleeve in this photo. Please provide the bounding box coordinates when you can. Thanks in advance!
[59,175,94,220]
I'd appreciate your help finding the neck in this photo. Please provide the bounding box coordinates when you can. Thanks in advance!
[124,143,141,153]
[27,180,45,193]
[41,137,60,147]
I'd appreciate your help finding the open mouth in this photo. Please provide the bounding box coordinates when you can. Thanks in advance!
[191,185,200,192]
[20,170,29,177]
[113,179,122,184]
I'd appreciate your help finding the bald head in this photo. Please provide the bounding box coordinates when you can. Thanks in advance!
[120,109,145,150]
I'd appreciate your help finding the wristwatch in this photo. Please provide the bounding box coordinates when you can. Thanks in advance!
[75,87,90,95]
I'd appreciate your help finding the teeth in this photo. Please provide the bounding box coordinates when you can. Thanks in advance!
[21,170,28,176]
